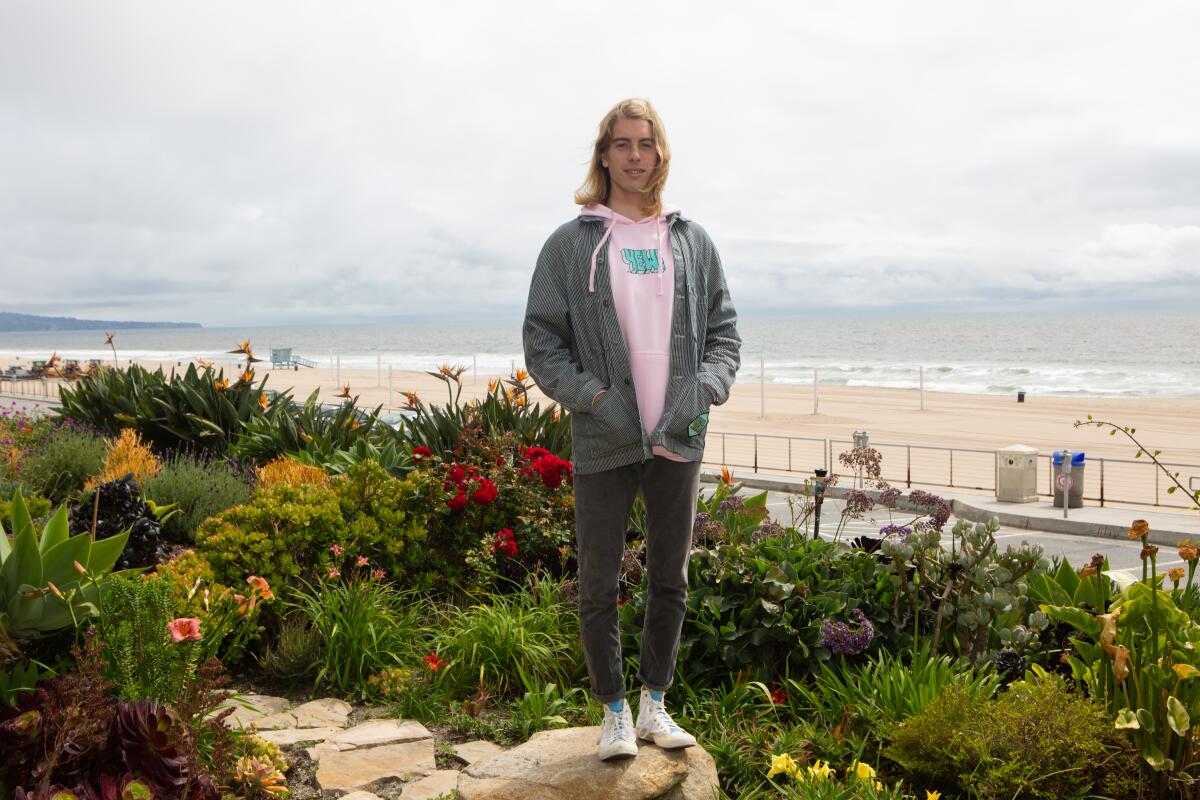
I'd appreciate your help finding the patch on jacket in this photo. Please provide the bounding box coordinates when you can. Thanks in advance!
[688,412,709,437]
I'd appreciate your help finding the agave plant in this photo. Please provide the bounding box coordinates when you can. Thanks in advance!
[1,491,133,641]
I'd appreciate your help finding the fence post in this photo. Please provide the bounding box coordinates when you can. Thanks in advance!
[788,438,792,473]
[759,357,765,418]
[754,435,759,473]
[721,433,726,465]
[906,445,912,488]
[919,365,925,411]
[1156,465,1160,507]
[1099,459,1105,507]
[949,450,954,488]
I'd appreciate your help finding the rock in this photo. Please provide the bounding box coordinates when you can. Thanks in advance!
[457,727,718,800]
[328,719,432,749]
[305,741,353,761]
[315,739,437,793]
[400,770,460,800]
[339,793,383,800]
[248,711,298,731]
[290,697,353,728]
[255,726,344,747]
[451,739,505,766]
[219,694,290,729]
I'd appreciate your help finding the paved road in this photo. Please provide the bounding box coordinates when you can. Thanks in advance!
[743,490,1155,575]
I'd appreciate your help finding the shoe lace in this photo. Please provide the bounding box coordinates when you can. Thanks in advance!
[605,707,630,742]
[651,703,679,732]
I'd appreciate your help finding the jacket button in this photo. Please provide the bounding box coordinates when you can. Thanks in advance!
[603,299,610,307]
[624,378,631,386]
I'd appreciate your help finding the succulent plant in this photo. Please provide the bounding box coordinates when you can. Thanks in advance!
[69,475,165,570]
[115,699,189,791]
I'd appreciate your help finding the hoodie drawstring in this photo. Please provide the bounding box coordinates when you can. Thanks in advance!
[588,220,615,294]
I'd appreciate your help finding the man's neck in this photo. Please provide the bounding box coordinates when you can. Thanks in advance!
[607,191,649,221]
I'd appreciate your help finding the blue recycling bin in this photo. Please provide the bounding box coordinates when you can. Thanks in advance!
[1051,450,1085,508]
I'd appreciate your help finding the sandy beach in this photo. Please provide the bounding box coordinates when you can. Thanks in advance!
[5,357,1199,510]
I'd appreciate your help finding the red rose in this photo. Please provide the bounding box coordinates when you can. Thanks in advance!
[412,445,433,460]
[447,491,468,512]
[447,465,466,485]
[471,479,498,505]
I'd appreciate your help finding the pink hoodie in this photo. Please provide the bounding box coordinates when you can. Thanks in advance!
[581,203,689,462]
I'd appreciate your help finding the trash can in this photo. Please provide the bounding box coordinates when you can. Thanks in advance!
[1052,450,1085,509]
[996,445,1038,503]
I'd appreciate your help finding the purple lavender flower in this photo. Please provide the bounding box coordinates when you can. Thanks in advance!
[818,608,875,656]
[908,489,951,531]
[693,511,710,533]
[718,495,745,513]
[879,524,912,538]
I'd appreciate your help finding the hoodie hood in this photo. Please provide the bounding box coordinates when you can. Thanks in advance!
[579,203,680,294]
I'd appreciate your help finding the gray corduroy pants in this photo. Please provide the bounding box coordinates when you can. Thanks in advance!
[573,456,702,703]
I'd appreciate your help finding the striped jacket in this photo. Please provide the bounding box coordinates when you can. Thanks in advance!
[523,210,741,475]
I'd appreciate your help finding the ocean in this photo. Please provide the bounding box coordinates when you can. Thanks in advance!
[1,310,1196,398]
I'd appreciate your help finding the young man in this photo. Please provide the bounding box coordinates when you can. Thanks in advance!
[523,98,741,760]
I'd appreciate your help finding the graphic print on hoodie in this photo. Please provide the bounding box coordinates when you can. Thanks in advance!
[581,203,690,462]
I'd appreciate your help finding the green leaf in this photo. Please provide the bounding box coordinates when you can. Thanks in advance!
[1168,695,1190,736]
[1041,604,1102,637]
[3,521,43,600]
[1140,738,1172,772]
[1114,708,1140,729]
[40,535,94,589]
[9,491,34,540]
[37,506,70,554]
[87,530,131,575]
[1136,707,1156,733]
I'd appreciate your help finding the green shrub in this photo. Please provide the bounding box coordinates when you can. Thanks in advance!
[196,460,437,595]
[289,572,429,700]
[259,613,321,683]
[622,532,896,688]
[431,575,583,699]
[57,362,286,456]
[98,574,200,703]
[231,389,390,466]
[0,490,51,528]
[886,675,1134,799]
[18,422,105,503]
[143,453,252,544]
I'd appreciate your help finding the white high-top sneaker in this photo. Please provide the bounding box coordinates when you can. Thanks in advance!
[636,687,697,749]
[598,699,638,760]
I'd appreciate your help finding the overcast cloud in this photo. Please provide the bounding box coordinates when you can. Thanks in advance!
[1,1,1198,326]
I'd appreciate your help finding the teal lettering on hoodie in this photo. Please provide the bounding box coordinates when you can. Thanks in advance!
[621,248,661,274]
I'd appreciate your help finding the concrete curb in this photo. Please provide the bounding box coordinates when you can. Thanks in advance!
[701,469,1195,547]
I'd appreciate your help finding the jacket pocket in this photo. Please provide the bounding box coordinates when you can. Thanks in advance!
[572,389,640,460]
[569,294,610,385]
[667,376,712,441]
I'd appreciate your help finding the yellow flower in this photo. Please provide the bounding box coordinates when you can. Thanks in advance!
[804,760,834,781]
[927,791,943,800]
[849,761,877,780]
[767,752,799,779]
[874,781,883,792]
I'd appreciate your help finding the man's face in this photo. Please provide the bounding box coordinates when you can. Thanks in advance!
[602,117,658,201]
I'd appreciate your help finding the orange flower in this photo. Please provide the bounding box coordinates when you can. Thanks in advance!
[214,378,230,393]
[246,575,273,601]
[487,379,498,393]
[514,368,529,382]
[1180,542,1199,562]
[720,465,735,486]
[402,390,420,409]
[1169,567,1187,583]
[1078,564,1098,579]
[238,368,255,385]
[1128,519,1150,540]
[337,384,352,398]
[196,358,214,369]
[258,393,269,411]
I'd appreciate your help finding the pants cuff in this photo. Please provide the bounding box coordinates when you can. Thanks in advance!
[591,686,628,704]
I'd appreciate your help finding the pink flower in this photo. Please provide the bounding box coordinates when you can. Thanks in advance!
[327,566,341,579]
[166,618,202,643]
[356,555,369,567]
[330,544,344,557]
[372,568,386,580]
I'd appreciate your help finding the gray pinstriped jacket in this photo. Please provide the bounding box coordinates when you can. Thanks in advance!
[522,210,741,475]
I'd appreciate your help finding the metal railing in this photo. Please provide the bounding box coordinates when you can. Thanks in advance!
[704,430,1200,511]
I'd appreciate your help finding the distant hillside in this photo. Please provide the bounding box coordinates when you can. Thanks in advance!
[0,312,201,332]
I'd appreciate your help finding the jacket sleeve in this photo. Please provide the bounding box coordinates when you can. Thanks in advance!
[522,232,607,414]
[695,233,741,405]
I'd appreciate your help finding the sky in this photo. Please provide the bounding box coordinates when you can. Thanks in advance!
[1,1,1198,327]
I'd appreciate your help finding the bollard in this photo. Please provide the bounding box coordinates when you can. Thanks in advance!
[812,468,827,540]
[1061,448,1073,520]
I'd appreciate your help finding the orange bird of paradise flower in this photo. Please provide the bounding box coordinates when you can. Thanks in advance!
[258,393,269,411]
[104,332,115,346]
[514,368,529,382]
[337,384,352,398]
[214,378,230,392]
[720,465,735,486]
[196,358,214,369]
[237,368,255,385]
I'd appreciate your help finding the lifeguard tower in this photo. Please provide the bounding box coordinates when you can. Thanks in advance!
[270,348,317,371]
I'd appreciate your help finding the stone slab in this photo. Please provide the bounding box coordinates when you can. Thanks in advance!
[220,694,290,729]
[339,793,383,800]
[316,739,437,793]
[249,711,298,731]
[328,719,432,749]
[290,697,353,728]
[256,726,344,747]
[451,739,504,766]
[457,726,714,800]
[399,769,460,800]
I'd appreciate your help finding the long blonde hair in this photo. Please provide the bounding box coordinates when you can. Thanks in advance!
[574,98,671,217]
